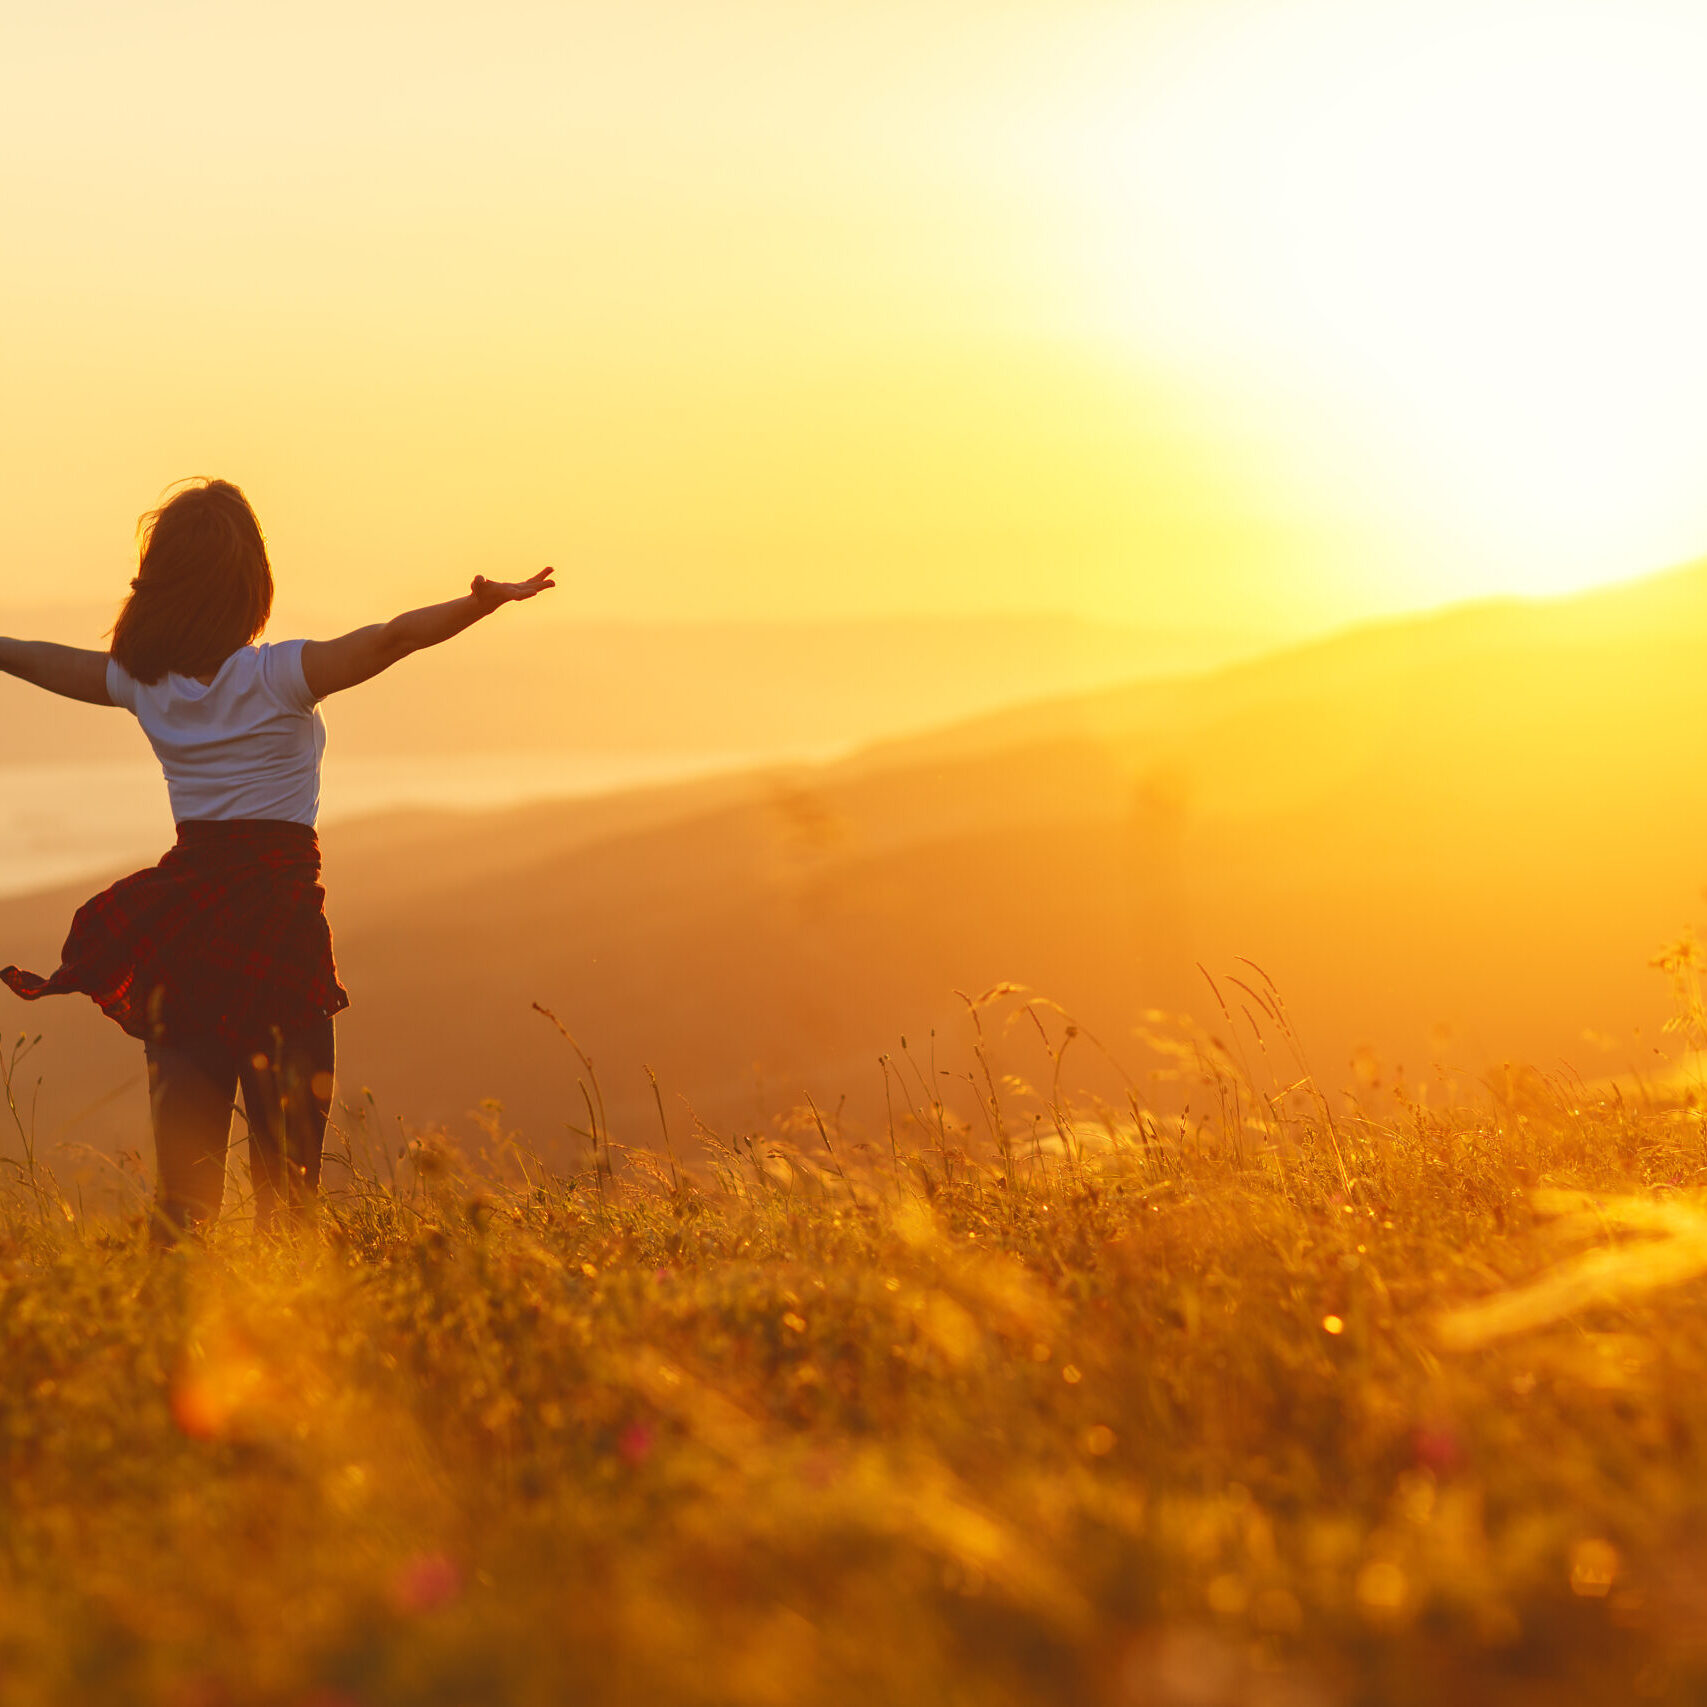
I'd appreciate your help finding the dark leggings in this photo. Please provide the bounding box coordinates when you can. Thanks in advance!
[144,1018,336,1240]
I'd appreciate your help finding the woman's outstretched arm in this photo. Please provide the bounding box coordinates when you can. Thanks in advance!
[300,570,555,700]
[0,640,115,706]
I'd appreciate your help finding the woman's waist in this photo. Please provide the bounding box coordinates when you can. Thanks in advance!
[166,817,324,874]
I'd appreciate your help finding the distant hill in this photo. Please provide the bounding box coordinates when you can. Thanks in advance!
[8,564,1707,1176]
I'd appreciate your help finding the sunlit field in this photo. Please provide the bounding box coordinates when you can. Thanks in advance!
[6,970,1707,1707]
[17,3,1707,1704]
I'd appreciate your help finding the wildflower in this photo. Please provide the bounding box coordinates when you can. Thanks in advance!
[1412,1424,1464,1475]
[389,1552,461,1615]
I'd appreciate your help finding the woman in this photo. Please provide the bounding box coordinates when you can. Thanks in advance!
[0,478,553,1239]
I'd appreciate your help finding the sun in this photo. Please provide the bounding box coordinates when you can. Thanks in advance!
[1056,0,1707,604]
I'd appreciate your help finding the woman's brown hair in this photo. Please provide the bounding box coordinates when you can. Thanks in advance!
[110,479,273,685]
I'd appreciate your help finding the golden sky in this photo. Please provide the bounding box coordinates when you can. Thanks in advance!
[7,0,1707,636]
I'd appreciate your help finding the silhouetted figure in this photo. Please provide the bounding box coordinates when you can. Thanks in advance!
[0,479,554,1240]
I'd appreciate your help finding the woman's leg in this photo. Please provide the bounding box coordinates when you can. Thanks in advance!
[144,1036,240,1243]
[240,1018,336,1232]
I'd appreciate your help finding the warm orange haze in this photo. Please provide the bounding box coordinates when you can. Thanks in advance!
[18,0,1707,632]
[10,1,1707,1704]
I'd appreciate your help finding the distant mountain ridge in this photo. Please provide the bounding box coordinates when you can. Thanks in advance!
[7,559,1707,1172]
[858,554,1707,770]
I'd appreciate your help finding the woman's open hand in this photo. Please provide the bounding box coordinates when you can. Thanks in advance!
[471,568,556,611]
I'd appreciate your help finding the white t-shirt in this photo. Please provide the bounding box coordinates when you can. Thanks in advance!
[106,640,326,826]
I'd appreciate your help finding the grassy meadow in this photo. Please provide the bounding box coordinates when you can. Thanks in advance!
[6,976,1707,1706]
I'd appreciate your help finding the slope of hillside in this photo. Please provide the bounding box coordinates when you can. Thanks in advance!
[857,553,1707,772]
[8,561,1707,1173]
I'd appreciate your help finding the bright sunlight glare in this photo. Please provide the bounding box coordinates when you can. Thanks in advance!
[1047,0,1707,605]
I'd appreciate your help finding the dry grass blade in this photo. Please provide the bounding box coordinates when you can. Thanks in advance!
[1439,1189,1707,1349]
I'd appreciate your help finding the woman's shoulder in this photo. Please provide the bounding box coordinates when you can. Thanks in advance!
[244,639,306,668]
[214,639,307,680]
[246,640,316,713]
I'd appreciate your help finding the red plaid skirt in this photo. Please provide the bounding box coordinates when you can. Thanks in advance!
[0,819,348,1052]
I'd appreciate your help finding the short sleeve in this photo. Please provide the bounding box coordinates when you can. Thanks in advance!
[105,656,137,712]
[259,640,317,714]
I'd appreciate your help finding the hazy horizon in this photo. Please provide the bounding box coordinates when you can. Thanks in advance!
[0,604,1282,896]
[14,551,1707,1166]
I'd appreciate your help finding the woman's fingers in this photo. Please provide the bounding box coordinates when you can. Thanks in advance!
[473,569,556,604]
